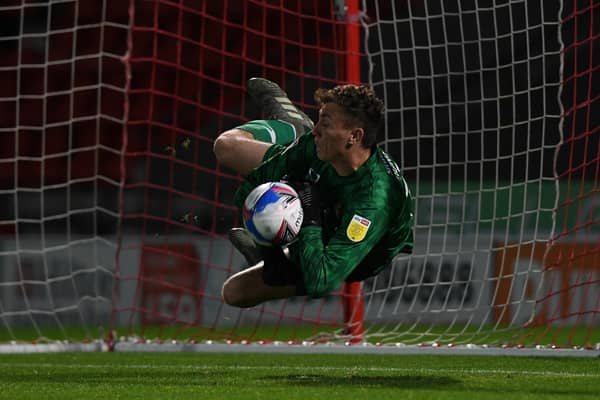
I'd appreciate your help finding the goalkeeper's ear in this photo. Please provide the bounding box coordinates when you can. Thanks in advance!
[347,127,364,147]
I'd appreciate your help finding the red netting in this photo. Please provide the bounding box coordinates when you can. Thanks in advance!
[112,0,364,343]
[531,1,599,348]
[0,1,129,192]
[1,0,597,349]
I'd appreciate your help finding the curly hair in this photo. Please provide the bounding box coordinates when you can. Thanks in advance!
[314,84,384,148]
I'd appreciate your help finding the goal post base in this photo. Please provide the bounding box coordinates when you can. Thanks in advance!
[110,341,600,357]
[0,341,108,354]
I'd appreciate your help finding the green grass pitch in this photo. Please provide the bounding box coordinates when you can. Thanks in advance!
[0,352,598,399]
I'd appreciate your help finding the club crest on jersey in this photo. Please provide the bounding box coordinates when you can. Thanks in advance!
[346,214,371,242]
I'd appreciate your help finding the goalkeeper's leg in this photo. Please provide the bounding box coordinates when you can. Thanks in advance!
[246,77,314,136]
[221,264,297,308]
[213,128,271,176]
[221,246,303,307]
[228,228,262,266]
[213,78,313,176]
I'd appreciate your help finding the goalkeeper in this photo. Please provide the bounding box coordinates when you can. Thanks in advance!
[213,78,414,307]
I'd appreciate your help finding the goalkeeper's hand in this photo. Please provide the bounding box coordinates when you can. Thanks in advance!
[286,181,322,227]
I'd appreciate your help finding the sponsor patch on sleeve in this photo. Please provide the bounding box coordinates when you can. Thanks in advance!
[346,214,371,242]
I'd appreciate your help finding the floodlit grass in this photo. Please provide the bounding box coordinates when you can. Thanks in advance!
[0,352,598,399]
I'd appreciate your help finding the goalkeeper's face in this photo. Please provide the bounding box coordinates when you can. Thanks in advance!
[313,103,356,163]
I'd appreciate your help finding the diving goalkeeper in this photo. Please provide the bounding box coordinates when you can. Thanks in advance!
[213,78,414,307]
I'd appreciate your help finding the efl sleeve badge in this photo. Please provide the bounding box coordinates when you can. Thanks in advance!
[346,214,372,242]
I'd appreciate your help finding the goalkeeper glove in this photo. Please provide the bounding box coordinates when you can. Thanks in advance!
[288,181,322,227]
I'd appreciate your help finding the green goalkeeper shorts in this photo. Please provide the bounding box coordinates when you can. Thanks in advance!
[236,119,297,146]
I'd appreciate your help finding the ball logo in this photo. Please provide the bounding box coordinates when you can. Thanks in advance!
[346,214,371,242]
[293,207,304,230]
[243,182,304,246]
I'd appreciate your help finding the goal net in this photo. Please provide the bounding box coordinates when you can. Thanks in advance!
[0,0,597,351]
[362,0,598,349]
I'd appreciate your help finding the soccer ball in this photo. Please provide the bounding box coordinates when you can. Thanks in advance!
[242,182,304,246]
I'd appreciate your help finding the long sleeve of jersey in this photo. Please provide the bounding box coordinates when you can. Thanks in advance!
[288,197,395,297]
[236,132,413,298]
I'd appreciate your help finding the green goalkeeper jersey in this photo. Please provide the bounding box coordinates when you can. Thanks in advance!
[236,120,414,297]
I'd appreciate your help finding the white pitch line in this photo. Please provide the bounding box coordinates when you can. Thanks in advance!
[0,363,596,378]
